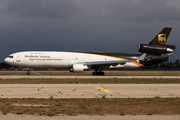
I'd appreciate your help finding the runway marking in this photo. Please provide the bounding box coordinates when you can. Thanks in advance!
[95,87,111,93]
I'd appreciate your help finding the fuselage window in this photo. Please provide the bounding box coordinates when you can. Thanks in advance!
[8,56,13,58]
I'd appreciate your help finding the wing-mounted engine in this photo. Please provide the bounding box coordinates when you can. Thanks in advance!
[138,44,175,54]
[70,63,89,72]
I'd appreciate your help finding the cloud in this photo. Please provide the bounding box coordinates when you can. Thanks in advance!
[167,0,180,9]
[0,0,180,61]
[98,0,180,22]
[1,0,80,19]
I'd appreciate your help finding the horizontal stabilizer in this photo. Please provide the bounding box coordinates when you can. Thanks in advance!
[148,54,172,62]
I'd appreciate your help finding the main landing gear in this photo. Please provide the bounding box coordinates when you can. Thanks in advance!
[92,69,105,76]
[27,70,30,76]
[92,72,104,76]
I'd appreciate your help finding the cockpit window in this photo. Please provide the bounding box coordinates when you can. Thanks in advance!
[8,56,13,58]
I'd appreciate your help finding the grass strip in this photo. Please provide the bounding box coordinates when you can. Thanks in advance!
[0,97,180,116]
[0,78,180,84]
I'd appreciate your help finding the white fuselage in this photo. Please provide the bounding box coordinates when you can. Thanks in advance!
[4,51,141,70]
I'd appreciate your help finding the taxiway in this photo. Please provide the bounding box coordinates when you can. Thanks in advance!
[0,84,180,98]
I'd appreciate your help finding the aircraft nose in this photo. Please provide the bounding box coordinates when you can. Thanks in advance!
[4,58,10,64]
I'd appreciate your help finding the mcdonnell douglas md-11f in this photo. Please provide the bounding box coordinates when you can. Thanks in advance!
[4,28,176,76]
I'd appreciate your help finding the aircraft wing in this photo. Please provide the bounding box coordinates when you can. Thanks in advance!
[84,53,146,66]
[82,54,172,67]
[85,60,134,66]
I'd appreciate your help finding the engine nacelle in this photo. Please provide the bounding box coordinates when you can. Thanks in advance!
[71,63,89,72]
[138,44,175,54]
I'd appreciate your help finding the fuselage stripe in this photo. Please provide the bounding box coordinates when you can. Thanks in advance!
[78,52,128,61]
[132,61,145,67]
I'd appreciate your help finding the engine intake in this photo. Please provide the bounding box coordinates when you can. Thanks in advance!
[70,63,89,72]
[138,44,175,54]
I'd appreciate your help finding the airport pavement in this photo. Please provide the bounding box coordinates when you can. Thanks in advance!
[0,84,180,98]
[0,114,180,120]
[1,75,180,79]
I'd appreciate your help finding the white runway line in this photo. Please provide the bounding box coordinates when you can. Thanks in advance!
[1,75,180,79]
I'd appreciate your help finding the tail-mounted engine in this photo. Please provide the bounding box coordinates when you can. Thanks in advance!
[138,44,175,54]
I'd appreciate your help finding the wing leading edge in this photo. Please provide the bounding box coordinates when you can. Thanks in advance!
[86,60,134,66]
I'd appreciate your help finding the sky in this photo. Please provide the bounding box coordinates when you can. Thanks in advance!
[0,0,180,62]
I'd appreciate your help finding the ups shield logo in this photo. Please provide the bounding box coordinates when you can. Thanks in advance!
[158,34,166,44]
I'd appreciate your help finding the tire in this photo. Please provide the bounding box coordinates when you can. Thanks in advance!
[101,72,104,76]
[92,72,96,76]
[27,71,30,76]
[92,72,104,76]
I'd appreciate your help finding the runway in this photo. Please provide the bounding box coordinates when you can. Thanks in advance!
[0,84,180,98]
[0,114,180,120]
[1,75,180,79]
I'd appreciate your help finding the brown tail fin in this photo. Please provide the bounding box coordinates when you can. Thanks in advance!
[148,27,172,45]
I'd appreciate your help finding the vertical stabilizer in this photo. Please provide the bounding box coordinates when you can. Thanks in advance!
[148,27,172,45]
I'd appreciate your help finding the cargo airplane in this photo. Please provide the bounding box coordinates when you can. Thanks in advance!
[4,28,175,76]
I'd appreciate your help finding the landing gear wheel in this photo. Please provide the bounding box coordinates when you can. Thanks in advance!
[27,70,30,76]
[100,72,104,76]
[92,72,105,76]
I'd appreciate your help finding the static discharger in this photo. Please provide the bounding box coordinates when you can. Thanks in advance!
[96,87,111,93]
